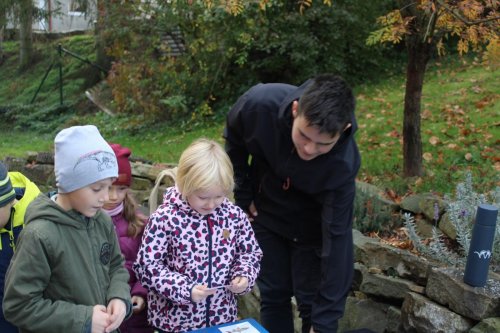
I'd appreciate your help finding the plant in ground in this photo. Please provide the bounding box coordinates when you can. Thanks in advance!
[401,172,499,266]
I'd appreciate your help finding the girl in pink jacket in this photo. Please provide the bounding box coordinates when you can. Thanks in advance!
[134,138,262,332]
[104,143,153,333]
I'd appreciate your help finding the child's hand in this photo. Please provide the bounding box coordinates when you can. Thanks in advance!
[105,298,127,332]
[131,295,146,314]
[247,201,258,222]
[91,305,111,333]
[191,285,216,303]
[227,276,249,294]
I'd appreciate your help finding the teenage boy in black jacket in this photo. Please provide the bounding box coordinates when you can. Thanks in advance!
[224,74,361,333]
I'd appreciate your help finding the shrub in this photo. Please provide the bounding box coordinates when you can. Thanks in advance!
[103,0,402,122]
[403,172,500,266]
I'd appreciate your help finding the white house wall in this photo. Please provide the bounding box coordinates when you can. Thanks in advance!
[43,0,96,33]
[6,0,95,33]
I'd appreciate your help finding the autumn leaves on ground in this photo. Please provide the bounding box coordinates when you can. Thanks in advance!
[355,56,499,200]
[0,54,498,201]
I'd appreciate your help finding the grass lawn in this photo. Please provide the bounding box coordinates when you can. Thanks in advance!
[0,35,498,198]
[355,56,499,197]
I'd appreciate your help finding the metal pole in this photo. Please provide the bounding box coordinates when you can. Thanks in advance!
[30,61,55,104]
[60,46,108,74]
[58,43,63,105]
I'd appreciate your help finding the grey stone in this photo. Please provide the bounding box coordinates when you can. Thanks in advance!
[354,181,401,233]
[360,271,423,300]
[418,193,446,222]
[426,267,500,321]
[131,162,177,182]
[386,306,404,333]
[353,229,441,285]
[469,317,500,333]
[401,292,474,333]
[130,177,152,191]
[414,215,436,238]
[400,194,423,214]
[36,151,54,164]
[338,295,389,333]
[438,211,457,240]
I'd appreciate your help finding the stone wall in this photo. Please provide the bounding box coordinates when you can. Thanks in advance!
[3,152,500,332]
[237,229,500,333]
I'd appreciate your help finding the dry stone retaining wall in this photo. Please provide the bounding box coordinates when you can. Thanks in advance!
[3,152,500,332]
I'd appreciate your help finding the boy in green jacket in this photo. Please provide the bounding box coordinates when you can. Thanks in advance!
[3,125,132,333]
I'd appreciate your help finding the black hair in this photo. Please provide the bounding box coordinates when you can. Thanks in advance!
[297,74,355,136]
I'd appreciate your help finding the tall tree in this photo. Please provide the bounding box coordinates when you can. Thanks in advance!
[368,0,499,177]
[19,0,34,70]
[0,0,16,65]
[0,3,5,64]
[95,0,112,73]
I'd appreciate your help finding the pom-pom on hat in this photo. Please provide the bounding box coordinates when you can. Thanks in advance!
[109,143,132,186]
[0,162,15,208]
[54,125,118,193]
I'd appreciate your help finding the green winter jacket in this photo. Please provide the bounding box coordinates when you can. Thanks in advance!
[2,193,131,333]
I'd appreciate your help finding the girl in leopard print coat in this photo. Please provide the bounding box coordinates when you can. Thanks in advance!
[134,139,262,332]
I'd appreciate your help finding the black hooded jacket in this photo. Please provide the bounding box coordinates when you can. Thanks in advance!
[224,79,361,332]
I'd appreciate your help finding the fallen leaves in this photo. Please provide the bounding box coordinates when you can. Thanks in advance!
[368,227,414,251]
[385,188,402,203]
[429,136,440,145]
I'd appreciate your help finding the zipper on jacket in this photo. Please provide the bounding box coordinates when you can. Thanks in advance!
[205,215,213,327]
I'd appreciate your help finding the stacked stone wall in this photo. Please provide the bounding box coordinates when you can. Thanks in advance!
[3,152,500,332]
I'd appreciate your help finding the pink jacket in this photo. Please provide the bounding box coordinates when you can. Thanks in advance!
[110,211,153,333]
[133,187,262,332]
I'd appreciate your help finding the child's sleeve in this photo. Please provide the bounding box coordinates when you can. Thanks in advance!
[106,223,133,317]
[130,227,148,299]
[133,212,195,304]
[230,207,263,294]
[3,224,93,332]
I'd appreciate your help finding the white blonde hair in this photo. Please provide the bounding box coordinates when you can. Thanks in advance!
[176,138,234,198]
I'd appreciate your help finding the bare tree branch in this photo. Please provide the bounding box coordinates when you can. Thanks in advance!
[434,0,500,26]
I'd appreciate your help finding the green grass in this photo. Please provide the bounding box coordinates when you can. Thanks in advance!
[0,34,97,107]
[1,35,498,198]
[355,56,499,196]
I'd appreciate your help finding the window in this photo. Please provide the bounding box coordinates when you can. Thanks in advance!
[68,0,87,16]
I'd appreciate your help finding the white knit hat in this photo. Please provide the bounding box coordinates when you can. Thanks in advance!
[54,125,118,193]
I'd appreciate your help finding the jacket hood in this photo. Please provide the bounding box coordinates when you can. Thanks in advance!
[162,186,229,218]
[1,172,40,232]
[25,193,105,229]
[277,79,358,150]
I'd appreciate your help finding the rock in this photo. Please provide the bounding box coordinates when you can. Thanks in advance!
[36,151,55,164]
[354,181,400,233]
[469,317,500,333]
[418,193,446,223]
[130,177,153,191]
[360,271,424,300]
[353,229,441,285]
[338,295,389,333]
[386,306,404,333]
[426,267,500,321]
[400,195,423,214]
[438,211,457,240]
[401,292,474,333]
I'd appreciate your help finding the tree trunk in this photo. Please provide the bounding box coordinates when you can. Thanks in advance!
[19,0,33,71]
[402,38,431,177]
[95,0,112,73]
[0,5,5,64]
[397,0,436,178]
[0,26,4,65]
